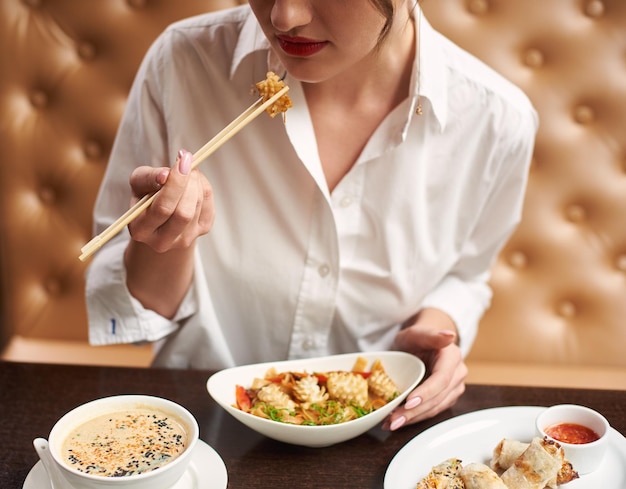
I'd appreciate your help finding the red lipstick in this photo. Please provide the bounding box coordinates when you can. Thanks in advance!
[276,35,328,57]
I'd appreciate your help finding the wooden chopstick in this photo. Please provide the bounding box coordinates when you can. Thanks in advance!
[79,85,290,262]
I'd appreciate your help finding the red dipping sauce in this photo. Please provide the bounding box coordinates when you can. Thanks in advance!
[544,422,601,444]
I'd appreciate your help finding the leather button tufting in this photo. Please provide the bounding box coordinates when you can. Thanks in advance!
[573,105,595,124]
[585,0,605,17]
[524,49,544,68]
[38,186,57,206]
[565,204,587,223]
[616,254,626,272]
[44,278,62,296]
[508,251,528,269]
[77,42,97,61]
[467,0,489,15]
[557,300,577,318]
[84,140,104,160]
[30,90,49,109]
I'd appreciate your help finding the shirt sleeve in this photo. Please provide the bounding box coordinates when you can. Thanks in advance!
[421,105,538,357]
[86,233,198,346]
[85,31,197,347]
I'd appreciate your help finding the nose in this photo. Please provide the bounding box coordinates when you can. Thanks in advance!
[271,0,313,32]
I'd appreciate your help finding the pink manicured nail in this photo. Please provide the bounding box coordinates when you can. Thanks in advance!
[405,396,422,410]
[156,169,169,186]
[178,149,191,175]
[390,416,406,431]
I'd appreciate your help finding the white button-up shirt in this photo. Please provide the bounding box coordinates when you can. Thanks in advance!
[86,5,538,369]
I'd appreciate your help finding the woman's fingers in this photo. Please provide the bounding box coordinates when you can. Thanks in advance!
[129,166,170,199]
[127,149,214,251]
[383,340,467,430]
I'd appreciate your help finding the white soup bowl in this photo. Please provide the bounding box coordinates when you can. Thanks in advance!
[34,394,199,489]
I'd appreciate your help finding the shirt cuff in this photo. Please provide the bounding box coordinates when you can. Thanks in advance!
[420,275,490,357]
[87,237,198,346]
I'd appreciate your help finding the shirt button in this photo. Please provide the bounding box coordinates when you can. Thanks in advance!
[302,337,315,350]
[318,264,330,277]
[339,195,353,208]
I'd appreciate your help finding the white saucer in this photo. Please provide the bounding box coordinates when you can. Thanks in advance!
[23,439,228,489]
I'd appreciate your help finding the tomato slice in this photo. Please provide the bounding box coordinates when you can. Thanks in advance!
[313,373,328,383]
[235,385,251,411]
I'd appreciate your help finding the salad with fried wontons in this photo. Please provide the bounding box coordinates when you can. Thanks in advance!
[234,357,400,426]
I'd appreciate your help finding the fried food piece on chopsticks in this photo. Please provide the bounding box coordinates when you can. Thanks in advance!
[255,71,293,119]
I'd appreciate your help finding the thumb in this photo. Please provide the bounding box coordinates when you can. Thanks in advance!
[129,166,170,200]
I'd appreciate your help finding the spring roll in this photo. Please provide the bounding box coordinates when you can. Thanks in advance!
[492,437,579,486]
[491,438,530,471]
[555,460,579,486]
[501,437,562,489]
[460,462,508,489]
[416,458,464,489]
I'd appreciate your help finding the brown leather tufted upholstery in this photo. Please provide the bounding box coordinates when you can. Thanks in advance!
[1,1,625,386]
[0,0,245,366]
[420,0,626,389]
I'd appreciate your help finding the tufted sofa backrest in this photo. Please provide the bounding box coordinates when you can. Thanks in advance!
[420,0,626,381]
[1,1,625,383]
[0,0,245,363]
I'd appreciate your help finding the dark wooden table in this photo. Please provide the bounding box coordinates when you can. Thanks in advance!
[1,361,624,488]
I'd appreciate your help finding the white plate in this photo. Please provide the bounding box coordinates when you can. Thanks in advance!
[207,351,426,447]
[384,406,626,489]
[23,439,228,489]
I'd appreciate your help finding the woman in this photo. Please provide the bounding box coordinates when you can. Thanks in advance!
[86,0,537,430]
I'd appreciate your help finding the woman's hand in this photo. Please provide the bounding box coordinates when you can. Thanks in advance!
[123,149,215,319]
[383,309,468,431]
[127,149,215,253]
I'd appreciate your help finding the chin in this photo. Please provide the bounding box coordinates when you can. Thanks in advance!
[282,62,337,84]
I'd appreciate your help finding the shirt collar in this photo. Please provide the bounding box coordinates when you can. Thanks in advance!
[229,5,448,130]
[406,5,448,132]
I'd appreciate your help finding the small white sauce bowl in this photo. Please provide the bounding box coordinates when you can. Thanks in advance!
[34,395,199,489]
[536,403,610,475]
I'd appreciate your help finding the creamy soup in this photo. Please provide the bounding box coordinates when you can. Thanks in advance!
[62,408,188,477]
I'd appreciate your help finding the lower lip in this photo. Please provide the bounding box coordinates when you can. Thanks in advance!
[277,38,327,57]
